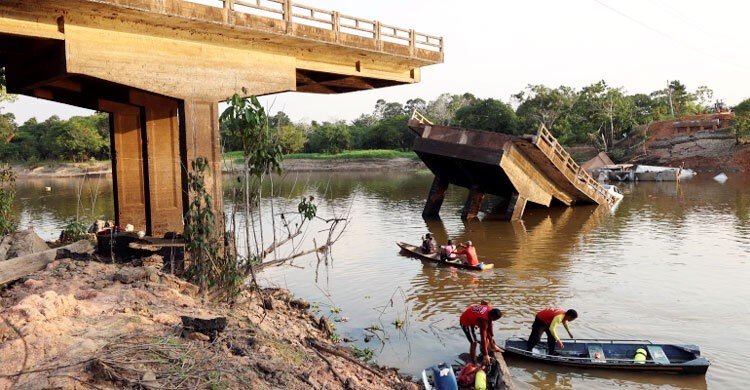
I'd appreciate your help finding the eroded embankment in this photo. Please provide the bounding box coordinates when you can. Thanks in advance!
[0,258,417,389]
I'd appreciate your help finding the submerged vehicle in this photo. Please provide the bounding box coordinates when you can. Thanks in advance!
[503,337,709,375]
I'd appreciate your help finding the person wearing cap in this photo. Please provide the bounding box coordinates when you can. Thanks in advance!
[455,240,479,266]
[459,303,504,365]
[421,233,437,254]
[525,308,578,355]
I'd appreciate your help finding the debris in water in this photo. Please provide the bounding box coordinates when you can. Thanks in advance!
[713,173,728,183]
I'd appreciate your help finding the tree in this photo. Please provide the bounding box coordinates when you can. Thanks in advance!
[53,116,109,161]
[514,84,577,135]
[733,98,750,138]
[425,93,477,125]
[360,114,415,150]
[453,98,519,135]
[277,124,306,154]
[307,121,350,154]
[405,98,427,115]
[373,99,405,120]
[269,111,292,129]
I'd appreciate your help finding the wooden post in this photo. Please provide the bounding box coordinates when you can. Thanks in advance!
[461,187,484,221]
[422,176,448,218]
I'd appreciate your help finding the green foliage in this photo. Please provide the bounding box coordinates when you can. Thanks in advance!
[307,121,350,154]
[0,115,109,162]
[277,124,306,154]
[514,85,576,135]
[220,93,283,176]
[454,98,519,135]
[0,165,16,235]
[297,196,317,221]
[185,157,242,295]
[59,220,89,244]
[350,346,375,363]
[734,98,750,138]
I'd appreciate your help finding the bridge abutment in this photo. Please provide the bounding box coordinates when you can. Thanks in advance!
[461,187,485,221]
[422,176,449,218]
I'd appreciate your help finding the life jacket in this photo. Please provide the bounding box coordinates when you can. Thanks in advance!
[634,348,647,364]
[536,308,567,325]
[460,304,491,327]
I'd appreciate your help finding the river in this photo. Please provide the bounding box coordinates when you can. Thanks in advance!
[12,170,750,389]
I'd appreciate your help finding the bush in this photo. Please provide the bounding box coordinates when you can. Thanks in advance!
[307,122,350,154]
[0,165,16,235]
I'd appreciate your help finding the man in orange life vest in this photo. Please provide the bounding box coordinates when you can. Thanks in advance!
[455,241,479,266]
[526,308,578,355]
[459,303,503,365]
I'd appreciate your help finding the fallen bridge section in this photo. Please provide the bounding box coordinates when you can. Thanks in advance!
[408,116,617,221]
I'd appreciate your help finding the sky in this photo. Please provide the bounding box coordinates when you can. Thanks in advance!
[5,0,750,124]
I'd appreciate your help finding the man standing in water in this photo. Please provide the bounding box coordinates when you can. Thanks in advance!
[526,308,578,355]
[459,303,504,365]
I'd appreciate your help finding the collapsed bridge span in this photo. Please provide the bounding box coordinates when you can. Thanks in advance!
[407,114,618,221]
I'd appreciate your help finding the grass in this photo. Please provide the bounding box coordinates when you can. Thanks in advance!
[224,149,418,162]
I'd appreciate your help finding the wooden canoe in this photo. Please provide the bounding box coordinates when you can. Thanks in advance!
[503,337,709,375]
[396,242,494,271]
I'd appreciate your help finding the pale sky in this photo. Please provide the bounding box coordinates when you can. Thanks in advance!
[5,0,749,124]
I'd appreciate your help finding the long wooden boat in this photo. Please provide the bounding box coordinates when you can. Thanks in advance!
[396,242,494,271]
[503,337,709,375]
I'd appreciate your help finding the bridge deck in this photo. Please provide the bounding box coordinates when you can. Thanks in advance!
[408,118,617,220]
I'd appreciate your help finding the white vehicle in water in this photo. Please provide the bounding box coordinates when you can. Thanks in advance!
[602,184,624,202]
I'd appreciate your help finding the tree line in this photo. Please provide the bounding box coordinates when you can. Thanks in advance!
[0,79,745,162]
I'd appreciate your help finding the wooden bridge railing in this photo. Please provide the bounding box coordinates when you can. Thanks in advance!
[220,0,443,53]
[534,125,617,205]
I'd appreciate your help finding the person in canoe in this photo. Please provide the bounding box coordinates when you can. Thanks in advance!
[454,241,479,266]
[439,239,457,262]
[459,303,504,366]
[526,308,578,355]
[421,233,437,254]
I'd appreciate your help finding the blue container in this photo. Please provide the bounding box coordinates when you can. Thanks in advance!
[422,362,458,390]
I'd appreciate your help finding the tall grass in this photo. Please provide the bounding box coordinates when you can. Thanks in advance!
[224,149,417,162]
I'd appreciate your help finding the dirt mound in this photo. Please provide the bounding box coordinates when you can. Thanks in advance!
[0,229,49,261]
[0,259,415,389]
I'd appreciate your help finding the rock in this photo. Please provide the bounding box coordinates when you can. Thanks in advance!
[289,298,311,310]
[0,229,50,261]
[317,316,332,338]
[140,254,164,268]
[141,370,157,382]
[23,278,44,290]
[181,316,227,341]
[186,331,210,342]
[75,289,98,300]
[113,267,148,284]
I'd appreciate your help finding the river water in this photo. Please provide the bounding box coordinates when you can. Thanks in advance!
[12,170,750,389]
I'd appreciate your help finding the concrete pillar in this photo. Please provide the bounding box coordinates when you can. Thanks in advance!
[130,91,184,236]
[461,187,485,221]
[99,100,148,232]
[181,100,224,231]
[507,192,528,221]
[423,176,449,218]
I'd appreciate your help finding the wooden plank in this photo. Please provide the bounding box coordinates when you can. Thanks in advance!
[0,240,93,285]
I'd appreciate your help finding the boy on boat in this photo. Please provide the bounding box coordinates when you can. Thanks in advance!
[526,308,578,355]
[455,241,479,266]
[421,233,437,254]
[439,239,456,261]
[459,303,504,365]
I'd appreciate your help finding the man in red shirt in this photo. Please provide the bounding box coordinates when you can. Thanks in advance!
[459,303,503,365]
[526,308,578,355]
[455,241,479,266]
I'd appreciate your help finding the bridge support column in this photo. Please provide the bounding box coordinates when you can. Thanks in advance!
[100,100,148,233]
[461,187,485,221]
[506,192,527,221]
[422,176,449,218]
[181,100,224,232]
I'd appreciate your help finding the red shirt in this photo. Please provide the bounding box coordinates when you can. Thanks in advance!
[460,304,491,327]
[536,308,567,325]
[456,245,478,266]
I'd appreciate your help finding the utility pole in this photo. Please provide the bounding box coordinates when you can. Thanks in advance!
[667,80,675,118]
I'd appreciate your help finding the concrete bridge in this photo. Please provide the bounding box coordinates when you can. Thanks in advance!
[0,0,442,235]
[408,114,617,221]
